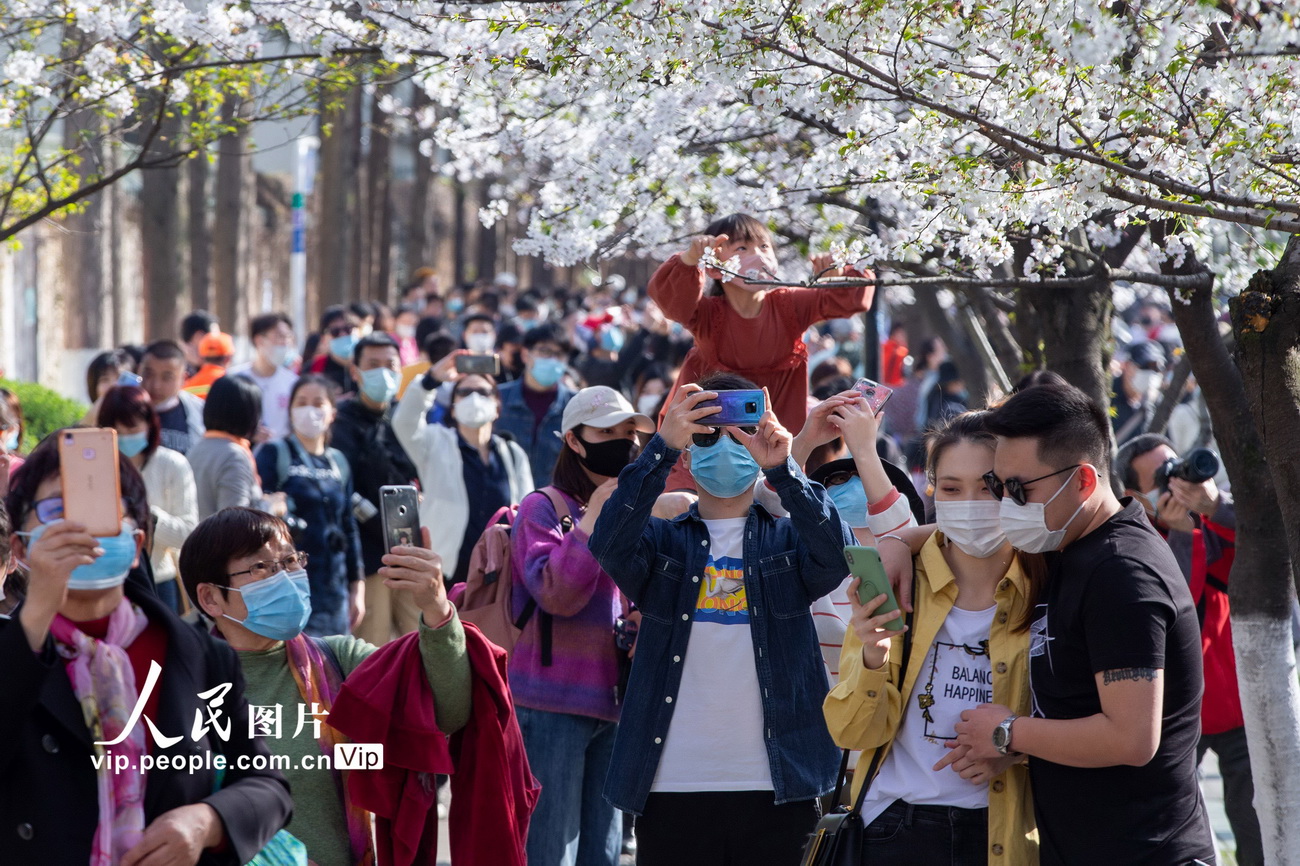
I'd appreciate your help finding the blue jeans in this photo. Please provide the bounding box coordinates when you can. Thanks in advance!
[864,799,989,865]
[517,706,622,866]
[155,578,181,613]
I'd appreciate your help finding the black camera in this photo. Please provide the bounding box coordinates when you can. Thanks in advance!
[1154,448,1220,491]
[282,513,309,541]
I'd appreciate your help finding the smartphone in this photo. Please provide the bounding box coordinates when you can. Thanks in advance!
[59,428,123,536]
[852,378,894,415]
[698,389,766,427]
[379,485,422,553]
[455,353,501,377]
[844,545,902,631]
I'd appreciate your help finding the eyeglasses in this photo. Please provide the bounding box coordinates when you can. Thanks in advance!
[691,426,757,448]
[327,325,354,337]
[531,346,565,359]
[819,470,857,489]
[455,387,494,398]
[24,496,66,526]
[226,552,309,581]
[982,464,1080,506]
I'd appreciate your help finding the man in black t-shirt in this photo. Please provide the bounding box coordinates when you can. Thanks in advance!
[953,383,1214,865]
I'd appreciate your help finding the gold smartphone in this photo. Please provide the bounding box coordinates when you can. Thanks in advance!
[59,428,123,536]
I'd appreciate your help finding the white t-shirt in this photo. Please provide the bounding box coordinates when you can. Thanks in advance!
[651,517,774,792]
[230,362,298,440]
[860,604,997,825]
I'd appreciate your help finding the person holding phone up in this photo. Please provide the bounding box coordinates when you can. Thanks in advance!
[823,411,1042,864]
[393,352,534,586]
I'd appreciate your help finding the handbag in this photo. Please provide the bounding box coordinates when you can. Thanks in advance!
[800,575,917,866]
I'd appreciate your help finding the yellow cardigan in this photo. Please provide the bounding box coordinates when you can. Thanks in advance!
[823,534,1039,864]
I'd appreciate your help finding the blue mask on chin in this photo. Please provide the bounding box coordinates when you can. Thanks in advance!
[827,479,870,529]
[224,569,312,641]
[690,435,761,499]
[18,521,138,590]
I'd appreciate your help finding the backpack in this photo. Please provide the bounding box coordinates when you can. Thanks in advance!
[455,486,572,658]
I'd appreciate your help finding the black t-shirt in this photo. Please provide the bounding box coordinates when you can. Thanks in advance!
[1028,498,1214,865]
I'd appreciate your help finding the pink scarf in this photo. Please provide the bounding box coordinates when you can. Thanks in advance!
[50,600,150,866]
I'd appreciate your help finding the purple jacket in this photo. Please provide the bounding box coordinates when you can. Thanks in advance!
[508,487,625,722]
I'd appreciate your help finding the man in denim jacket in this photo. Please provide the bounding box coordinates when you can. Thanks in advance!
[589,373,852,866]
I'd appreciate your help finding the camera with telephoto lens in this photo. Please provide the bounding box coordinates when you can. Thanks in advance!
[1154,448,1220,492]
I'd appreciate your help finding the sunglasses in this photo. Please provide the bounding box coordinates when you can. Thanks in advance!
[819,470,858,489]
[691,426,756,448]
[455,387,494,398]
[327,325,354,337]
[982,464,1080,506]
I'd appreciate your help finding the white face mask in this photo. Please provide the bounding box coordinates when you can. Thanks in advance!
[291,405,330,439]
[396,324,417,339]
[453,393,498,428]
[935,499,1008,559]
[636,393,662,417]
[1132,369,1161,401]
[465,332,496,354]
[998,466,1089,553]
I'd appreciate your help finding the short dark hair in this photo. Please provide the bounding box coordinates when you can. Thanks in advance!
[1012,369,1069,394]
[696,371,759,393]
[523,323,571,354]
[289,374,340,411]
[203,375,263,440]
[250,312,292,341]
[415,315,445,349]
[142,339,187,366]
[352,332,400,366]
[181,310,218,343]
[86,349,136,402]
[461,313,496,333]
[349,301,375,321]
[984,383,1111,476]
[97,386,161,459]
[422,331,457,364]
[5,429,150,545]
[1114,433,1174,491]
[179,507,292,606]
[319,305,357,332]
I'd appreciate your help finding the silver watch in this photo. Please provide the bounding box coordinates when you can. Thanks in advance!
[992,714,1019,755]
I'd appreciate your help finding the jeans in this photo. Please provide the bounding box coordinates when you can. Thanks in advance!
[636,791,818,866]
[155,578,181,613]
[1198,727,1263,866]
[863,799,989,866]
[517,706,621,866]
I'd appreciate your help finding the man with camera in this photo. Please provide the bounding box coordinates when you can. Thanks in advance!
[1116,434,1261,866]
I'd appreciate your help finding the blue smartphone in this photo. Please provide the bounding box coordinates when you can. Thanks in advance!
[699,389,766,426]
[118,370,143,387]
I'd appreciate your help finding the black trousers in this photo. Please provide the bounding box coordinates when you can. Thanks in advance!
[863,800,989,866]
[1198,726,1263,866]
[636,790,819,866]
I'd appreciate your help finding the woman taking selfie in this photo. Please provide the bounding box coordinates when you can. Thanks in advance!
[824,411,1041,864]
[510,385,653,866]
[393,352,533,586]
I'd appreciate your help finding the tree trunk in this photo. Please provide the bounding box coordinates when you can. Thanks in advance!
[1022,274,1113,411]
[1154,224,1300,864]
[211,101,246,329]
[365,83,394,304]
[406,88,434,278]
[315,88,361,310]
[914,285,988,403]
[187,148,211,313]
[140,109,182,341]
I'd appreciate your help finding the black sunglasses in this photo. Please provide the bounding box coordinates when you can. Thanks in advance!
[327,325,354,337]
[691,426,757,448]
[982,464,1080,506]
[455,387,494,398]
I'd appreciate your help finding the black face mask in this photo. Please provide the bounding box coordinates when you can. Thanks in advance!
[576,435,637,478]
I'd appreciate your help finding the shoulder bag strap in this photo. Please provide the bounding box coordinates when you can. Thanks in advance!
[848,570,919,815]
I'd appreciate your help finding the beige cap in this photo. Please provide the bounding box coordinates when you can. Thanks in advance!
[561,386,656,434]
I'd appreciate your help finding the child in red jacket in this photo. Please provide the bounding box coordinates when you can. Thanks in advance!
[649,213,873,489]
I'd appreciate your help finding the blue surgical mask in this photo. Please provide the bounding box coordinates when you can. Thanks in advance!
[360,367,400,405]
[17,521,139,590]
[118,432,149,458]
[2,429,17,452]
[263,344,292,368]
[447,298,465,314]
[600,328,625,353]
[329,334,358,361]
[530,357,567,388]
[224,569,312,641]
[827,479,869,529]
[690,435,761,499]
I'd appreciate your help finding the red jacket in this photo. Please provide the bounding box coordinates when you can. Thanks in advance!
[1190,519,1244,735]
[329,622,540,865]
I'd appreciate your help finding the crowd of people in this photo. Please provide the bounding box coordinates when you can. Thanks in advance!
[0,215,1258,865]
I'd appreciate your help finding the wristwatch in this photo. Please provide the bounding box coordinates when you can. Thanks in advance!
[992,714,1019,755]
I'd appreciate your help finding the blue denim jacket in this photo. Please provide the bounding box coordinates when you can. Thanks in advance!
[494,379,574,486]
[589,433,853,814]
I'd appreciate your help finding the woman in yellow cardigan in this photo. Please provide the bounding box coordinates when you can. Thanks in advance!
[824,411,1042,864]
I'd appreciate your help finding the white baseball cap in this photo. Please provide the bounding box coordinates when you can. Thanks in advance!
[561,386,656,434]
